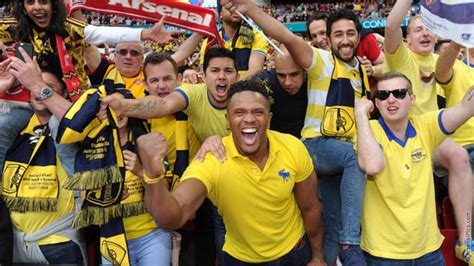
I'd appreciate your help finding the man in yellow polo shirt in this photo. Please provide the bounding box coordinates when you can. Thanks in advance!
[384,1,473,262]
[136,80,325,265]
[355,71,474,264]
[435,41,474,260]
[221,0,370,264]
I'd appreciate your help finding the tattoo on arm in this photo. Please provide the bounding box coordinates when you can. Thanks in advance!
[131,100,158,114]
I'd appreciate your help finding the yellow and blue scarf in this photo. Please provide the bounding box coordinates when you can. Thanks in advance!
[320,54,370,138]
[2,115,59,212]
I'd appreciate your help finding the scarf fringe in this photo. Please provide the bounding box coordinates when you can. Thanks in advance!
[121,201,147,218]
[73,204,123,228]
[63,165,123,190]
[3,196,57,213]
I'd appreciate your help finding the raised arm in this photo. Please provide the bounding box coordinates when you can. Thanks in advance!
[384,0,412,54]
[435,42,463,84]
[101,91,187,119]
[172,33,204,67]
[137,132,207,230]
[441,86,474,133]
[221,0,314,69]
[294,171,325,265]
[6,49,71,120]
[354,99,385,175]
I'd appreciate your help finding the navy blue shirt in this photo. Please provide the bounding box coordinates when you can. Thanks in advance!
[253,69,308,138]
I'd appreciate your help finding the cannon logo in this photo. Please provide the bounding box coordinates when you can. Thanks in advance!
[108,0,213,27]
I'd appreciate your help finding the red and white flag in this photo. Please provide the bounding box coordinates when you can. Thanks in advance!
[67,0,223,46]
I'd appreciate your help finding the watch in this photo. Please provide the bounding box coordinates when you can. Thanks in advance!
[35,86,53,101]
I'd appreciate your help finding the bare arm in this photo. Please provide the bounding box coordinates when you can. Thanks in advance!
[102,91,187,119]
[172,33,203,67]
[435,42,462,84]
[294,171,325,265]
[222,0,314,69]
[137,132,207,230]
[84,45,102,73]
[384,0,412,54]
[6,49,71,119]
[239,53,266,80]
[441,86,474,133]
[143,178,207,230]
[354,99,385,175]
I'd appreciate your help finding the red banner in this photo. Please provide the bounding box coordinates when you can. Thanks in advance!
[69,0,223,46]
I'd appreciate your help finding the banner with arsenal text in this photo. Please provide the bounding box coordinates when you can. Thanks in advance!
[68,0,223,46]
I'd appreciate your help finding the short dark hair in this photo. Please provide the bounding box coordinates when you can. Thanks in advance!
[327,9,362,36]
[143,52,178,80]
[306,11,329,36]
[377,71,413,94]
[228,80,270,109]
[40,67,67,95]
[203,48,236,72]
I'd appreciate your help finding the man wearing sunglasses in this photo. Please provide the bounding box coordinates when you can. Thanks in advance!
[354,71,474,264]
[384,1,473,262]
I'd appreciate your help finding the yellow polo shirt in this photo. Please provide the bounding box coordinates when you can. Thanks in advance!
[175,84,229,143]
[181,130,313,262]
[438,60,474,147]
[384,43,439,115]
[360,111,448,259]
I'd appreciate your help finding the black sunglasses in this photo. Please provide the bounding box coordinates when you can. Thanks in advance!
[375,89,409,101]
[116,49,142,57]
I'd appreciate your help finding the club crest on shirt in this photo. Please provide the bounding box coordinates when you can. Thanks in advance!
[411,148,427,163]
[278,169,291,182]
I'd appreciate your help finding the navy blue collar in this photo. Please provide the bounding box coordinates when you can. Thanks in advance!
[207,93,227,110]
[378,117,416,147]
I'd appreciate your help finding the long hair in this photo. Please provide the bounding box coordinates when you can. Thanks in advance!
[13,0,68,41]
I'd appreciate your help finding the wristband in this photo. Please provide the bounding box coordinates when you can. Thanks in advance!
[143,171,164,184]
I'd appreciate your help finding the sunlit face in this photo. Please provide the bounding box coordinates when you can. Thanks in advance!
[114,42,144,78]
[375,77,415,124]
[144,61,180,98]
[275,55,305,95]
[329,19,360,64]
[31,72,64,114]
[227,91,272,157]
[23,0,53,29]
[407,17,436,56]
[204,57,239,108]
[309,19,330,51]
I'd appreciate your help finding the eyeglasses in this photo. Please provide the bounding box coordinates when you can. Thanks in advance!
[116,49,142,57]
[374,89,409,101]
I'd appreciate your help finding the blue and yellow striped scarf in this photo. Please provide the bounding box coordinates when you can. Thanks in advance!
[321,54,370,138]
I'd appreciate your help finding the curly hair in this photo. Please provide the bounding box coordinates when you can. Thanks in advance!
[13,0,68,41]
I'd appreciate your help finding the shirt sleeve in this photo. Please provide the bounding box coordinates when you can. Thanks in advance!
[251,30,268,57]
[84,25,142,45]
[415,111,449,151]
[174,84,204,115]
[360,33,382,62]
[383,41,411,74]
[181,154,219,201]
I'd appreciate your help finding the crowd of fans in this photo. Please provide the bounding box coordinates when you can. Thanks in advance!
[1,0,473,265]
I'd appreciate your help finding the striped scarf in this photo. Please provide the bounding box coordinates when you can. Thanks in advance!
[320,54,370,138]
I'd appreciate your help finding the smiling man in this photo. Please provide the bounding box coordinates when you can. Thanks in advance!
[355,71,474,264]
[220,0,370,264]
[136,80,325,265]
